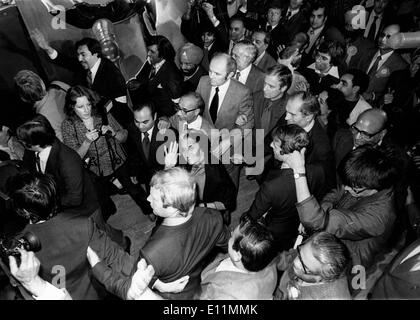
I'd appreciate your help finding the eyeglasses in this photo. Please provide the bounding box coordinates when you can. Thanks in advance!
[297,245,309,275]
[350,124,381,139]
[175,104,199,114]
[379,33,392,40]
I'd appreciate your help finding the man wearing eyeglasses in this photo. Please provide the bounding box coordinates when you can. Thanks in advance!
[157,92,216,146]
[284,145,399,295]
[276,231,351,300]
[358,24,408,106]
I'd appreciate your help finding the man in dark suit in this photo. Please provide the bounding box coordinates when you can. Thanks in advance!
[17,115,127,248]
[127,102,177,218]
[363,0,394,43]
[263,4,291,60]
[302,0,345,67]
[357,24,409,107]
[178,43,207,94]
[7,172,132,300]
[231,40,265,96]
[128,36,183,118]
[285,91,336,195]
[31,31,133,129]
[343,9,376,70]
[251,30,277,73]
[280,0,309,39]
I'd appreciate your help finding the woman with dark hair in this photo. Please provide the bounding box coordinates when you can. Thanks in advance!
[61,85,142,218]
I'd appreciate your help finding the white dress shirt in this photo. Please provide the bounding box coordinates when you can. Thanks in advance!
[209,79,231,114]
[37,146,52,173]
[236,64,252,85]
[367,50,394,74]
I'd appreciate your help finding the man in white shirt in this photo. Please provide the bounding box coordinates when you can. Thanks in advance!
[231,40,265,95]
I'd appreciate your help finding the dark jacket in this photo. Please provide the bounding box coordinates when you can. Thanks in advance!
[126,125,177,184]
[130,61,183,117]
[202,163,237,212]
[19,213,107,300]
[22,139,98,216]
[296,188,396,270]
[52,54,133,128]
[181,65,208,94]
[246,165,325,251]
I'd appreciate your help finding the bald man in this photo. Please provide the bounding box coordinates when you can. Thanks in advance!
[351,109,388,149]
[358,24,408,107]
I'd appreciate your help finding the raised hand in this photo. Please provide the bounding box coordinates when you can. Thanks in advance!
[164,141,179,169]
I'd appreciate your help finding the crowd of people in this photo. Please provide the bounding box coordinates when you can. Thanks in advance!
[1,0,420,300]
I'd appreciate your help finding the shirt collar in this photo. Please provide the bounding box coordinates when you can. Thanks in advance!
[307,63,340,79]
[254,51,266,66]
[90,58,101,80]
[187,115,203,129]
[213,78,231,92]
[303,119,315,132]
[287,7,300,16]
[309,25,324,35]
[38,146,52,163]
[375,50,394,61]
[143,126,154,138]
[153,59,166,73]
[237,64,252,83]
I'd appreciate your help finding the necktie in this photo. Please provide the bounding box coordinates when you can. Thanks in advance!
[209,87,219,124]
[266,25,272,32]
[142,132,150,160]
[286,11,292,20]
[86,70,93,88]
[35,152,42,173]
[367,15,378,41]
[149,65,156,79]
[235,71,241,81]
[368,55,382,77]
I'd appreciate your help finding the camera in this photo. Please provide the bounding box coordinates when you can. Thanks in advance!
[0,232,41,266]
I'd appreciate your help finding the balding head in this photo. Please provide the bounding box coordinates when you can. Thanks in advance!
[378,24,400,52]
[352,109,388,148]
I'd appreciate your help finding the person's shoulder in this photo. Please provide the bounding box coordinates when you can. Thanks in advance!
[230,79,251,94]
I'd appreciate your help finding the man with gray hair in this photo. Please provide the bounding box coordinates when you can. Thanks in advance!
[231,40,265,96]
[276,231,351,300]
[14,70,69,141]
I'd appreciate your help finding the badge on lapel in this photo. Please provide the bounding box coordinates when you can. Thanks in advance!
[377,67,390,78]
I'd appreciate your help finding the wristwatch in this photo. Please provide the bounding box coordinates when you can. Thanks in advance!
[293,172,306,179]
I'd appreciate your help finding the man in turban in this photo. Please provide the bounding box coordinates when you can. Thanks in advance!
[179,43,208,94]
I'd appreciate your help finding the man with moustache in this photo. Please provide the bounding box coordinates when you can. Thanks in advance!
[178,43,207,94]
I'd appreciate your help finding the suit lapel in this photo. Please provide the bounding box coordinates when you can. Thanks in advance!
[45,140,59,174]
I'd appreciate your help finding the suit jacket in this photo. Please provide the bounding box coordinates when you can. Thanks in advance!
[344,36,375,71]
[131,60,183,117]
[266,23,291,60]
[358,50,409,106]
[255,51,277,73]
[181,65,208,94]
[202,163,237,212]
[254,92,288,134]
[22,139,98,216]
[280,8,309,39]
[364,8,396,43]
[20,214,104,300]
[126,124,177,183]
[306,119,336,195]
[246,165,325,251]
[53,54,133,128]
[196,77,254,130]
[245,65,265,96]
